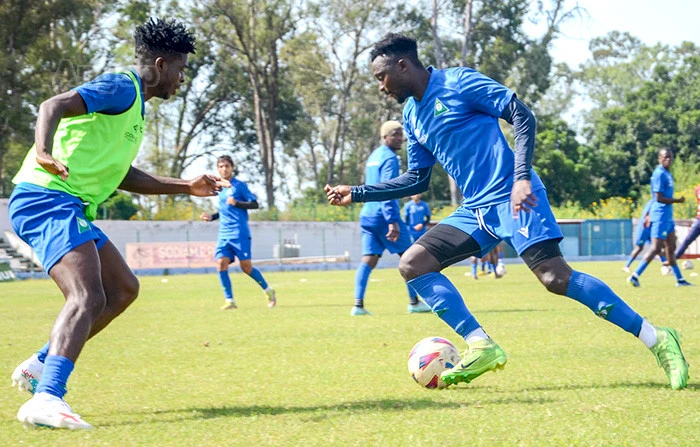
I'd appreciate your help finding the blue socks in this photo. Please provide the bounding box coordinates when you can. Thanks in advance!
[671,264,683,281]
[37,342,50,363]
[248,267,268,290]
[218,270,233,299]
[471,263,478,277]
[407,272,480,338]
[36,355,74,399]
[354,262,372,306]
[633,260,649,277]
[565,271,643,336]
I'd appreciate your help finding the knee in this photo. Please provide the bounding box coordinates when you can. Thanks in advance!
[398,255,422,281]
[538,270,569,295]
[242,265,253,275]
[122,275,140,303]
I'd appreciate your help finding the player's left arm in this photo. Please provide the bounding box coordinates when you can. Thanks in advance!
[325,167,433,206]
[500,96,538,213]
[118,166,230,197]
[227,181,260,209]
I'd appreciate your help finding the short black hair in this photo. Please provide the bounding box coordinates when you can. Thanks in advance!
[135,18,196,63]
[218,155,234,166]
[370,33,422,67]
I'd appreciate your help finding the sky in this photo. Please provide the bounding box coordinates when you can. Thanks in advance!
[539,0,700,68]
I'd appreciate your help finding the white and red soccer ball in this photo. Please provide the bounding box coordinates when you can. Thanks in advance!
[407,336,461,389]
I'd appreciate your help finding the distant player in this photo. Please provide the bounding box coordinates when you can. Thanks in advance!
[622,200,667,273]
[325,34,688,389]
[403,193,431,241]
[627,149,691,287]
[674,184,700,259]
[200,155,276,310]
[8,18,225,429]
[351,121,430,316]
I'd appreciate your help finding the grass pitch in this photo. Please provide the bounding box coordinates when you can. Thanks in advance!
[0,261,698,446]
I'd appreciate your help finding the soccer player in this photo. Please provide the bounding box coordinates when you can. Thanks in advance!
[200,155,276,310]
[403,193,431,241]
[627,149,691,287]
[351,120,431,316]
[674,184,700,259]
[325,34,689,389]
[7,18,226,429]
[622,200,667,273]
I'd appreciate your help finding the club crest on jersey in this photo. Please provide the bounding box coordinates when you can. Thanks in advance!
[434,98,450,117]
[76,217,90,234]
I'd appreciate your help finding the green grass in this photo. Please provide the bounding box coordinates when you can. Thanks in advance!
[0,262,698,446]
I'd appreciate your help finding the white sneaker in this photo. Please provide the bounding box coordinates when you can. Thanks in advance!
[17,392,93,430]
[266,288,277,308]
[11,354,43,394]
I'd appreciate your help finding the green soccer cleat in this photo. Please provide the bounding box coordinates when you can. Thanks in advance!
[350,306,372,316]
[441,338,507,386]
[265,289,277,308]
[650,327,689,390]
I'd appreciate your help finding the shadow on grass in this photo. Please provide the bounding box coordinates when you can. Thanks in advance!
[103,396,556,427]
[518,381,700,392]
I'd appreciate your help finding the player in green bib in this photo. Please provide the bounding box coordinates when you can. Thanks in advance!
[9,18,226,430]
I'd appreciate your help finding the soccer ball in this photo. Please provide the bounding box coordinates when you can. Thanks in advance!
[495,262,507,276]
[407,337,461,389]
[682,259,694,270]
[660,265,672,276]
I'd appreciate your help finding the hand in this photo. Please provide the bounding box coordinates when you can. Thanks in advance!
[188,175,228,197]
[36,152,69,181]
[413,223,424,231]
[511,179,537,216]
[324,184,352,206]
[678,196,686,203]
[226,196,237,206]
[200,212,212,222]
[386,222,400,242]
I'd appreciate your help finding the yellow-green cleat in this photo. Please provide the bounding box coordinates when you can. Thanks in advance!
[651,327,689,390]
[441,338,507,386]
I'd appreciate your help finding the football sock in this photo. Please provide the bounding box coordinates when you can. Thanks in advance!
[36,342,50,363]
[471,263,478,277]
[638,320,658,348]
[659,255,667,263]
[465,327,489,344]
[671,264,683,281]
[35,355,74,399]
[624,256,634,268]
[354,262,372,301]
[407,284,419,304]
[633,260,649,277]
[407,272,480,338]
[248,267,268,289]
[218,270,233,299]
[565,271,643,336]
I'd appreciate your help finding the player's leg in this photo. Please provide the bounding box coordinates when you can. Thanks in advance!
[515,189,688,390]
[216,253,236,309]
[17,242,104,429]
[526,245,688,389]
[628,234,664,286]
[663,230,691,286]
[387,224,430,313]
[352,254,379,315]
[623,243,644,272]
[400,220,507,385]
[675,218,700,259]
[236,245,277,308]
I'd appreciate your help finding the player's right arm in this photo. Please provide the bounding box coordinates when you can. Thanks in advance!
[34,91,88,180]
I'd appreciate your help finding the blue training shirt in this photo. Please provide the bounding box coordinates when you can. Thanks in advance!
[73,71,145,117]
[403,66,543,208]
[359,145,402,223]
[404,200,431,228]
[650,165,674,222]
[216,178,257,240]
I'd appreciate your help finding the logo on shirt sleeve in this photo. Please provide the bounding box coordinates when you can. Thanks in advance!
[434,98,450,117]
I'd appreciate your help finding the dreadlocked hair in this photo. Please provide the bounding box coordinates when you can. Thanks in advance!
[135,17,196,63]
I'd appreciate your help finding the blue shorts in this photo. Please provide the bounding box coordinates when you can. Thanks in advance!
[215,237,252,261]
[635,225,651,246]
[650,220,675,240]
[360,219,413,256]
[439,188,563,257]
[8,183,109,273]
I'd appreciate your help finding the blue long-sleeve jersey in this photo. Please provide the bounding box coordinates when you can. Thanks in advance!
[359,145,402,223]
